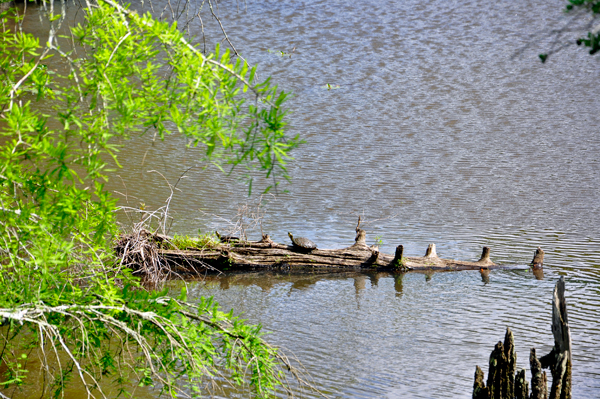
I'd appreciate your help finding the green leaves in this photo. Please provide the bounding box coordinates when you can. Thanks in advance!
[576,31,600,54]
[564,0,600,56]
[566,0,600,14]
[0,1,302,397]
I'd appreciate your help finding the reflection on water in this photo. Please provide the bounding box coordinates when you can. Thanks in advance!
[185,268,600,398]
[480,268,491,284]
[533,267,545,281]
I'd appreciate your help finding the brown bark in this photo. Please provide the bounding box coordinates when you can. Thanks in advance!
[485,329,516,399]
[543,276,572,399]
[473,365,489,399]
[152,229,516,273]
[530,348,548,399]
[515,369,529,399]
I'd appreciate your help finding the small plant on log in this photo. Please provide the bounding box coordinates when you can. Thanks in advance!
[392,257,407,270]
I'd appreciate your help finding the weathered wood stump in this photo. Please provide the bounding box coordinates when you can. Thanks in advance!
[473,328,516,399]
[472,277,571,399]
[540,277,572,399]
[514,369,529,399]
[530,348,548,399]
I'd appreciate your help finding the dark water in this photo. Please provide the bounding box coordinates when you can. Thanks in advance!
[16,0,600,397]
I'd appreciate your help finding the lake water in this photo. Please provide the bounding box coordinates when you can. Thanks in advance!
[16,0,600,397]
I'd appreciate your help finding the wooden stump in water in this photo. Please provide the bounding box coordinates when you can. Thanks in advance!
[531,247,544,269]
[514,369,529,399]
[540,277,572,399]
[472,328,516,399]
[478,246,492,263]
[530,348,548,399]
[472,277,571,399]
[473,366,488,399]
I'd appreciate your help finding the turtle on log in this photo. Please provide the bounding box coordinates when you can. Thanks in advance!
[288,232,317,251]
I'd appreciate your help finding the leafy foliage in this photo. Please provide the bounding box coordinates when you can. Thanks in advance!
[568,0,600,54]
[540,0,600,61]
[0,1,303,397]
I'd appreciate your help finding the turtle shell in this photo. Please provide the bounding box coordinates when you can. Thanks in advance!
[288,232,317,249]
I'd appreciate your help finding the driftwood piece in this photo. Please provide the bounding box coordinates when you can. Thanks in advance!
[154,228,514,273]
[472,277,571,399]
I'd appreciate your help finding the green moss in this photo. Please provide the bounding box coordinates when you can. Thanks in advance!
[393,257,408,270]
[171,233,220,250]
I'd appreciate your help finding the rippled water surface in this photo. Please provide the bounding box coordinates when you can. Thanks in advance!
[184,267,599,398]
[17,0,600,397]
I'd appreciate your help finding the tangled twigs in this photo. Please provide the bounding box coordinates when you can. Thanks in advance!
[0,297,326,398]
[115,228,172,285]
[115,168,221,285]
[115,228,220,286]
[203,194,275,242]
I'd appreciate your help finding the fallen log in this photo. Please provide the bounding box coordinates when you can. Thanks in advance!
[472,277,572,399]
[161,240,501,272]
[116,216,542,277]
[156,225,514,274]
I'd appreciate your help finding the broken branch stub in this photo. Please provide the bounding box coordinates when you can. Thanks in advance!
[531,247,544,269]
[424,243,438,258]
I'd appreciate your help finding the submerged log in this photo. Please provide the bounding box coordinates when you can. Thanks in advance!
[472,277,571,399]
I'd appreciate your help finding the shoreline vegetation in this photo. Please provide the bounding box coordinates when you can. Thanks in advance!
[0,1,309,397]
